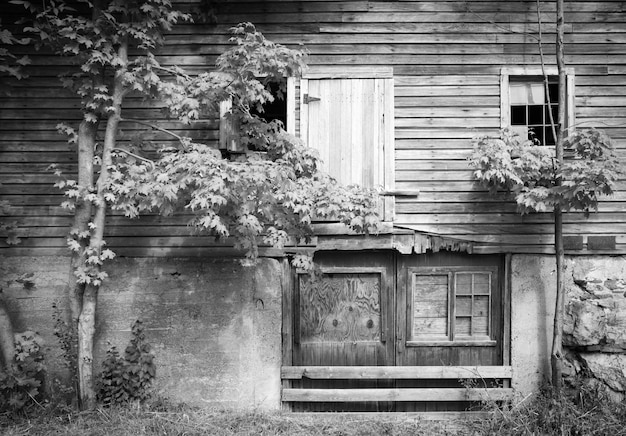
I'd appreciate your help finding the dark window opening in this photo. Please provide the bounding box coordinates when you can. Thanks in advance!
[509,77,559,146]
[249,80,287,127]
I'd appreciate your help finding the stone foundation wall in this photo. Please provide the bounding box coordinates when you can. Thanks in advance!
[0,256,284,409]
[563,256,626,401]
[511,254,626,400]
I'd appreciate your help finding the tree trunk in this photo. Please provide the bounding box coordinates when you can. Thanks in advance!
[551,0,567,389]
[76,39,128,409]
[0,300,14,370]
[77,284,98,409]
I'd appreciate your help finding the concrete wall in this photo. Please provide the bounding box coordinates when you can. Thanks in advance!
[510,254,557,397]
[0,256,283,409]
[511,254,626,401]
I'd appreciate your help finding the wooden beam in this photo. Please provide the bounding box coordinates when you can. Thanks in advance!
[282,387,514,402]
[281,365,513,380]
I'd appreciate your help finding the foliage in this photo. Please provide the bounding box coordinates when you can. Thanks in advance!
[469,384,626,436]
[0,18,30,81]
[96,320,156,406]
[0,331,46,414]
[51,301,78,398]
[469,128,621,215]
[106,24,380,264]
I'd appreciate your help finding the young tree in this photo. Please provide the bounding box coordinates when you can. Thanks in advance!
[11,0,379,408]
[469,0,622,389]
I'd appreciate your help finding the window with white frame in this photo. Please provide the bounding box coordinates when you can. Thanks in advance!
[501,68,575,146]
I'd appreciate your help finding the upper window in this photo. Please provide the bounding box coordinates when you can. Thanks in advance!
[501,68,575,146]
[510,78,559,145]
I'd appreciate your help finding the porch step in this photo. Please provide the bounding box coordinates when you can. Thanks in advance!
[283,387,514,402]
[281,365,514,404]
[282,365,513,380]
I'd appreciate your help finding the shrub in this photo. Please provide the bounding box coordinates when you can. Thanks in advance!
[96,320,156,406]
[469,383,626,436]
[0,331,46,414]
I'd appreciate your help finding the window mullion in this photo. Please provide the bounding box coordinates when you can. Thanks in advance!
[449,272,455,341]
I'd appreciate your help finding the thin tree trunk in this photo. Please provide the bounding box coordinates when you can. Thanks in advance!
[71,1,103,408]
[69,120,97,327]
[0,300,14,369]
[77,39,128,410]
[551,0,567,389]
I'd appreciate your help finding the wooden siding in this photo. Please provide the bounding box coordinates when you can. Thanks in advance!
[1,1,626,256]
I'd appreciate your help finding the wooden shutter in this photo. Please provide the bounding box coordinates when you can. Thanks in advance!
[300,76,395,221]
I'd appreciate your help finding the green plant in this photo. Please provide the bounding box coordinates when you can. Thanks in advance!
[469,384,626,436]
[9,0,379,407]
[0,331,46,414]
[96,320,156,406]
[469,128,620,216]
[51,301,78,403]
[469,127,621,387]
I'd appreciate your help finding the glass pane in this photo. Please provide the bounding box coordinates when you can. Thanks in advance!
[510,83,529,104]
[299,273,381,343]
[529,127,544,145]
[545,127,556,145]
[511,105,527,125]
[548,83,559,102]
[528,105,544,125]
[528,83,545,105]
[412,274,449,339]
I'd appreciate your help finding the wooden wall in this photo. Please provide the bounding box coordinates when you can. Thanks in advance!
[1,1,625,256]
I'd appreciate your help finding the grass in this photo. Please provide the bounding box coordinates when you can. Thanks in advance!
[4,383,626,436]
[0,406,461,436]
[467,384,626,436]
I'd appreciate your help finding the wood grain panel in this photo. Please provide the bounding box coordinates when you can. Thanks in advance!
[1,0,625,256]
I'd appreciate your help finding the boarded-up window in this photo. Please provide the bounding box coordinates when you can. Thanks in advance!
[409,268,495,343]
[298,272,382,343]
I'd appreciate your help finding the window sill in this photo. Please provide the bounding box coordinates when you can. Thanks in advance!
[406,340,497,347]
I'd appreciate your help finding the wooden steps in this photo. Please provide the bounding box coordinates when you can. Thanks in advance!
[282,365,514,405]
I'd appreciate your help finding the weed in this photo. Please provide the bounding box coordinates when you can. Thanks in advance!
[0,331,46,415]
[96,320,156,406]
[468,382,626,436]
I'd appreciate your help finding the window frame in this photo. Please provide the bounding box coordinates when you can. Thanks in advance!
[219,77,296,152]
[500,67,575,145]
[406,266,498,347]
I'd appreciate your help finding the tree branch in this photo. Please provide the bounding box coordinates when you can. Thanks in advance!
[120,117,185,142]
[537,0,558,146]
[464,0,540,41]
[112,147,154,164]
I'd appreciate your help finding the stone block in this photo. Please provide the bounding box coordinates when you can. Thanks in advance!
[579,353,626,392]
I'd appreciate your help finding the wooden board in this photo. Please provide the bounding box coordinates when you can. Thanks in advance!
[1,0,626,256]
[281,365,513,380]
[282,387,515,402]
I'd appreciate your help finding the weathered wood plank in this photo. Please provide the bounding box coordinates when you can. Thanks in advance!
[281,365,513,380]
[282,387,514,402]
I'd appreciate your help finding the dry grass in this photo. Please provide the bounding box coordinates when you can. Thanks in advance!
[0,406,462,436]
